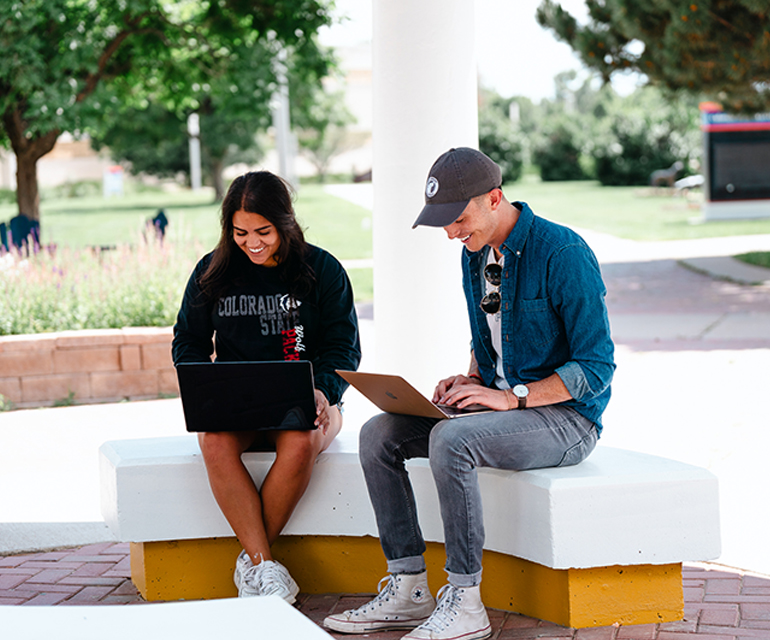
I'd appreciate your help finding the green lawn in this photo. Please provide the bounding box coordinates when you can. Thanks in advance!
[736,251,770,269]
[508,176,770,242]
[5,176,769,251]
[0,184,374,259]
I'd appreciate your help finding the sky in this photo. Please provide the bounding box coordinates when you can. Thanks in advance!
[318,0,644,103]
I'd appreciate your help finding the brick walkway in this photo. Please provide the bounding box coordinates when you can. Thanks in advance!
[1,544,769,639]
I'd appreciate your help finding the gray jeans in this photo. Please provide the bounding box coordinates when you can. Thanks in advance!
[358,405,598,587]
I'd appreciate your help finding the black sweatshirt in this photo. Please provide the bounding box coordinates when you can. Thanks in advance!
[172,244,361,406]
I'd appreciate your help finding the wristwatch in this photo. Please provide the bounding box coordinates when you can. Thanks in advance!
[512,384,529,410]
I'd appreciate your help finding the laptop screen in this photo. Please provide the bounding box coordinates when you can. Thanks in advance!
[176,361,317,432]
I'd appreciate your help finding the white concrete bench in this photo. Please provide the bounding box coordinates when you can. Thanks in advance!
[1,594,332,639]
[99,430,720,629]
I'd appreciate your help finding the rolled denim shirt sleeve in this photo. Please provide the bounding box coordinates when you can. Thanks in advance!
[555,360,595,400]
[549,243,615,402]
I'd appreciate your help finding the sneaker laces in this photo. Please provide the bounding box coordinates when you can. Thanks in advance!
[242,560,290,597]
[418,584,462,633]
[351,575,398,613]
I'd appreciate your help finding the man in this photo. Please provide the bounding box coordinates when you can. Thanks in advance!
[324,147,615,640]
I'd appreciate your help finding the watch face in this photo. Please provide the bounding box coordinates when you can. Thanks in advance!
[513,384,528,398]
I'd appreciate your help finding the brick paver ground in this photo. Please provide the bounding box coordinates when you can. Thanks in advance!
[1,544,769,639]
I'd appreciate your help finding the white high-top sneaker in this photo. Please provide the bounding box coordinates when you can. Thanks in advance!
[239,558,300,604]
[402,583,491,640]
[323,572,436,633]
[233,550,252,595]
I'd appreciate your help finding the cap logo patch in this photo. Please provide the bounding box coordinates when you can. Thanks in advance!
[426,176,439,199]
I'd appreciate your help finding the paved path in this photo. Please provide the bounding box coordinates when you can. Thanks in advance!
[1,543,769,639]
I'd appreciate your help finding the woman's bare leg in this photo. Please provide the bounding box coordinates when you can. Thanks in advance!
[197,430,273,560]
[261,406,342,544]
[198,406,342,561]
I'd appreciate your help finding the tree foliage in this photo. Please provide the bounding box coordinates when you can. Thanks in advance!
[293,81,356,181]
[533,120,586,181]
[536,0,770,113]
[479,71,702,187]
[90,104,190,181]
[478,91,524,184]
[0,0,334,219]
[528,71,596,181]
[589,86,701,186]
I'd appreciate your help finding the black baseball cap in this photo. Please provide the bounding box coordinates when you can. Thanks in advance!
[412,147,503,229]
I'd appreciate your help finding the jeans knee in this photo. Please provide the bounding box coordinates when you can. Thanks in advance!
[428,421,468,471]
[359,414,390,468]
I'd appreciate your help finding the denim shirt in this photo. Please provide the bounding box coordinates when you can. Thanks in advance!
[461,202,615,433]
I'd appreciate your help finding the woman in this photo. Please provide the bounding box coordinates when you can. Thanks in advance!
[172,171,361,603]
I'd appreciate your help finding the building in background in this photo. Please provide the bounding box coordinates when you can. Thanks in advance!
[0,133,115,191]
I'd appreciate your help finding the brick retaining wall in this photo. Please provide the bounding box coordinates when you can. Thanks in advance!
[0,328,179,409]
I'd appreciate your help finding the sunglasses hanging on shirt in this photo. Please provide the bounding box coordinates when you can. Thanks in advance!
[480,263,502,314]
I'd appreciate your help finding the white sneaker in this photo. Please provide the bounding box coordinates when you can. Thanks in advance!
[240,558,300,604]
[233,550,252,595]
[323,572,436,633]
[402,584,491,640]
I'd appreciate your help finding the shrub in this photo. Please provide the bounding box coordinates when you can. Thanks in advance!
[479,106,524,184]
[591,116,682,186]
[533,122,587,182]
[0,394,15,411]
[0,236,201,336]
[588,85,701,188]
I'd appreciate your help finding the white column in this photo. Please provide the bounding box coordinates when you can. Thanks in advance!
[372,0,478,392]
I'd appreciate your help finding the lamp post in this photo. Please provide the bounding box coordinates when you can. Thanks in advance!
[187,113,202,191]
[272,47,297,187]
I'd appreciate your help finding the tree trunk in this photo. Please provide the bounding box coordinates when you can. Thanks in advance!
[15,152,42,221]
[210,156,225,202]
[2,106,59,222]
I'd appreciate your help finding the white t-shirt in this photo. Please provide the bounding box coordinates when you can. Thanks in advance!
[484,248,509,390]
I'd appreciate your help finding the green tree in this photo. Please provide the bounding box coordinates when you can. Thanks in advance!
[90,104,190,182]
[0,0,171,219]
[589,86,701,185]
[478,90,524,184]
[91,102,269,200]
[533,119,587,181]
[90,28,331,200]
[536,0,770,113]
[293,83,356,182]
[148,11,333,198]
[0,0,333,220]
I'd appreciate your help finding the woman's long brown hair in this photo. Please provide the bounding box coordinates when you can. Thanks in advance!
[198,171,315,302]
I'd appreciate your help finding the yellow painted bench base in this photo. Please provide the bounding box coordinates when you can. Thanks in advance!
[130,535,683,629]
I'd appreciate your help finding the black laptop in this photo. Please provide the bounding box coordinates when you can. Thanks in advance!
[176,361,317,432]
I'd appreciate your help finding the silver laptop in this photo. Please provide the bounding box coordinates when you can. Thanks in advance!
[336,370,493,419]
